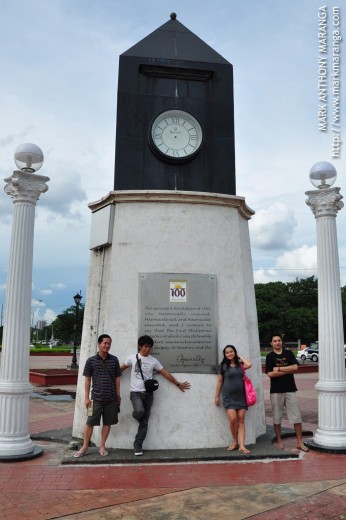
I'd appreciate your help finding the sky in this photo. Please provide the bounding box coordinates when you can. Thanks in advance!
[0,0,345,326]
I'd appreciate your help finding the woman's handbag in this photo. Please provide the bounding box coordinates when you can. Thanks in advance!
[240,364,256,407]
[136,354,159,392]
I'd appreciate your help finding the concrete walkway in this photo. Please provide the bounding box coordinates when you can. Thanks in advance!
[0,355,345,519]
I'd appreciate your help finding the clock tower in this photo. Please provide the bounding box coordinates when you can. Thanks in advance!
[73,15,265,452]
[114,13,236,194]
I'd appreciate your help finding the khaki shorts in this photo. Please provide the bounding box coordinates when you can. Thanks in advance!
[270,392,302,424]
[86,400,119,426]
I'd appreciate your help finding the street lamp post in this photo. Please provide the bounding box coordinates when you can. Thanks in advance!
[305,161,346,451]
[0,144,49,460]
[70,292,82,369]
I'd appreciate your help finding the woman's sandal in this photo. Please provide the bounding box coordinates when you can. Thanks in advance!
[238,447,250,454]
[227,443,239,451]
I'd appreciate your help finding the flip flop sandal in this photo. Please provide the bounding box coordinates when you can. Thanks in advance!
[99,449,109,456]
[238,448,250,454]
[73,450,87,458]
[227,444,239,451]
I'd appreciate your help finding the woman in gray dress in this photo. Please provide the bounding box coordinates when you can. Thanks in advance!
[214,345,252,454]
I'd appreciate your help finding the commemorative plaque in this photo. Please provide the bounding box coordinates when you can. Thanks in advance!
[139,273,218,373]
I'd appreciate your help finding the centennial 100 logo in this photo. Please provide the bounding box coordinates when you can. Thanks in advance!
[169,281,187,302]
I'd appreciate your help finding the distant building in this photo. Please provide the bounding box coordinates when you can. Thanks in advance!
[35,320,47,330]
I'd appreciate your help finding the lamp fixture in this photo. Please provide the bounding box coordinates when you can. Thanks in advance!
[309,161,337,189]
[73,293,82,306]
[14,143,44,173]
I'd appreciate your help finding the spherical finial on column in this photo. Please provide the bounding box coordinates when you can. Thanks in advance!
[309,161,337,189]
[14,143,44,173]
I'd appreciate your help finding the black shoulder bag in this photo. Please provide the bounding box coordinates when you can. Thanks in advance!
[136,354,159,392]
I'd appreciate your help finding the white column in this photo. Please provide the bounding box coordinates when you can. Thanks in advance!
[0,170,49,457]
[306,187,346,448]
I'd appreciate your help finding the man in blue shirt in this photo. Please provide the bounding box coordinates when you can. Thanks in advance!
[74,334,121,458]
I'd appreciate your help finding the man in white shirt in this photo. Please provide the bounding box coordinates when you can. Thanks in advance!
[120,335,190,456]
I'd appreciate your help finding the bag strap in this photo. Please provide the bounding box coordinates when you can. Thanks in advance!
[136,354,146,381]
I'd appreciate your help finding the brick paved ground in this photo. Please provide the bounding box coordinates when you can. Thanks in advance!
[0,357,344,519]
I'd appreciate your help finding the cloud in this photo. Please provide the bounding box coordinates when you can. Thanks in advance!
[31,307,57,326]
[254,245,317,283]
[44,309,57,325]
[250,203,297,250]
[40,289,52,295]
[37,168,88,218]
[31,299,45,307]
[50,283,67,290]
[276,245,317,271]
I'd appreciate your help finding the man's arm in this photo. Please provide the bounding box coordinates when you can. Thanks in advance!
[120,363,130,372]
[158,368,191,392]
[115,376,121,403]
[84,376,91,407]
[267,364,298,378]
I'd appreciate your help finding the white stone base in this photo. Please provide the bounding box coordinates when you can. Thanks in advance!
[0,383,34,456]
[313,380,346,448]
[73,191,266,449]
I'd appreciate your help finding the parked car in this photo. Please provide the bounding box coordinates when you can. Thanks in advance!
[297,343,346,363]
[297,344,319,362]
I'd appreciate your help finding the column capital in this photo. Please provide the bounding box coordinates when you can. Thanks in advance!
[305,187,343,218]
[4,170,50,204]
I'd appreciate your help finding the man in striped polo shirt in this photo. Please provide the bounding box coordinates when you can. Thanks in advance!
[74,334,121,458]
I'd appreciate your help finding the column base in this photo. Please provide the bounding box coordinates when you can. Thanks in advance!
[0,444,43,462]
[305,438,346,454]
[312,427,346,450]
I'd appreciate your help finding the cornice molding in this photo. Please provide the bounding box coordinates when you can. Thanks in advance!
[88,190,255,220]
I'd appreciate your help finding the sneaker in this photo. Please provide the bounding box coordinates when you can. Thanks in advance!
[134,450,143,456]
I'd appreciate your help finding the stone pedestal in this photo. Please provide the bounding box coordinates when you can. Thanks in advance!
[306,187,346,449]
[73,190,266,450]
[0,171,49,458]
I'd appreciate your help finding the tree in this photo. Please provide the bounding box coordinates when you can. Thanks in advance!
[255,281,290,342]
[49,304,85,344]
[255,277,319,345]
[284,307,318,344]
[286,276,318,309]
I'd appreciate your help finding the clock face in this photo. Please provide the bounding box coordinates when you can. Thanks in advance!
[150,109,203,161]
